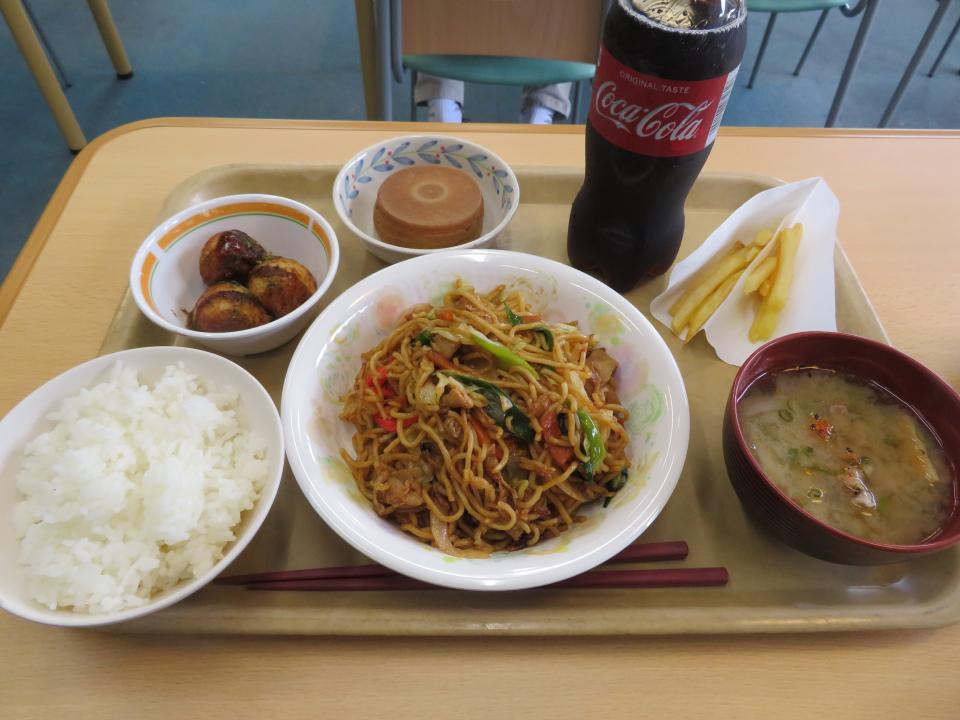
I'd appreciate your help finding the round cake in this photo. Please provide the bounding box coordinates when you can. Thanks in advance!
[373,165,484,250]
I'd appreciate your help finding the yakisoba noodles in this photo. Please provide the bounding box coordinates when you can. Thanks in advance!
[339,282,630,556]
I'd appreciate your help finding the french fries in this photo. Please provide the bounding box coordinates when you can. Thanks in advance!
[667,223,803,344]
[767,224,801,312]
[669,243,758,334]
[685,270,743,342]
[743,256,777,295]
[668,243,740,316]
[749,223,802,342]
[752,228,774,247]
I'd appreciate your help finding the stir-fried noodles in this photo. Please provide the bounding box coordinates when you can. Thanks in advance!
[340,282,630,556]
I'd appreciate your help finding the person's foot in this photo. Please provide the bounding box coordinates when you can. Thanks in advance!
[427,98,463,123]
[520,103,556,125]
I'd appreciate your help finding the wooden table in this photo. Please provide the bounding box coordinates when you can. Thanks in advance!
[1,120,958,719]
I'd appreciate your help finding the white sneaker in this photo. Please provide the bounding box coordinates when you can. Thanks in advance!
[520,103,556,125]
[427,98,463,123]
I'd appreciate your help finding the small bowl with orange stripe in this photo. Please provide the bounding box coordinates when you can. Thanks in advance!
[130,194,340,356]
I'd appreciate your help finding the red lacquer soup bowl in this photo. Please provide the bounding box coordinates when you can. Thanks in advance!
[723,332,960,565]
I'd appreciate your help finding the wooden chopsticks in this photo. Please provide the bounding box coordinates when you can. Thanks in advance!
[215,540,729,591]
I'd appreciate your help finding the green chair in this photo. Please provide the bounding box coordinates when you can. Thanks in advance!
[379,0,610,123]
[745,0,882,126]
[402,55,596,123]
[747,1,849,88]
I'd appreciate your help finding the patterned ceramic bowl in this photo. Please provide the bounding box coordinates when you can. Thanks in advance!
[130,194,340,356]
[332,135,519,264]
[282,250,689,591]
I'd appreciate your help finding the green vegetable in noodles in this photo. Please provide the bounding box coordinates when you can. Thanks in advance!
[446,373,534,443]
[534,327,554,351]
[470,331,539,377]
[604,469,629,507]
[577,409,606,481]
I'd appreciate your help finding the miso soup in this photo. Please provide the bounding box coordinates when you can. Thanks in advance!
[738,368,954,544]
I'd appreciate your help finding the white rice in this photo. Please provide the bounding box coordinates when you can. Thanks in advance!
[12,362,268,613]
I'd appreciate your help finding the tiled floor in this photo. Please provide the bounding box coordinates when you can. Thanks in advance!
[1,0,958,285]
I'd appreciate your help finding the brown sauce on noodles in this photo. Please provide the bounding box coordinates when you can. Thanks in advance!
[339,282,631,556]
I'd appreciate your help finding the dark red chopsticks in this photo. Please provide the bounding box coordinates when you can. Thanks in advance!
[241,567,728,592]
[216,562,393,585]
[215,540,729,591]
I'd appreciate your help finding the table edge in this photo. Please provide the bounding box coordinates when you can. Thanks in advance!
[2,117,958,326]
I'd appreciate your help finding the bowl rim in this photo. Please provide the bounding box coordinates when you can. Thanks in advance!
[728,330,960,555]
[281,248,690,590]
[129,193,341,341]
[331,133,520,258]
[0,345,285,627]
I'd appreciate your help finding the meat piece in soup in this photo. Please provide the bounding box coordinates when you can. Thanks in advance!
[738,368,953,544]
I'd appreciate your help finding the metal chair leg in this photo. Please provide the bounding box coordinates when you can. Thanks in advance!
[880,0,954,127]
[0,0,87,151]
[928,13,960,77]
[794,8,830,76]
[571,80,582,124]
[375,0,393,121]
[410,70,417,121]
[747,12,777,90]
[86,0,133,78]
[390,0,403,83]
[826,0,881,128]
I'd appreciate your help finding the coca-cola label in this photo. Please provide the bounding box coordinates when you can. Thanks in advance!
[588,44,738,157]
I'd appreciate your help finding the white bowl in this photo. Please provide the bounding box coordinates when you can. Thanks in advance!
[130,193,340,356]
[332,134,520,264]
[282,250,689,591]
[0,347,284,627]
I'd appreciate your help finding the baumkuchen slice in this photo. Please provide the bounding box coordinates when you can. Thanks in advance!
[373,165,484,249]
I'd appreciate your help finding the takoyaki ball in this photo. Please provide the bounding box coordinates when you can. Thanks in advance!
[188,281,272,332]
[247,257,318,317]
[198,230,267,285]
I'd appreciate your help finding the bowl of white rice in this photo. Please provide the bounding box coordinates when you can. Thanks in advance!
[0,346,284,627]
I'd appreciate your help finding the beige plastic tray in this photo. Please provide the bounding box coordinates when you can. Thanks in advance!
[103,165,960,635]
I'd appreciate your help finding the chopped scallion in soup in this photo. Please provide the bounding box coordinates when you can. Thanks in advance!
[739,368,953,544]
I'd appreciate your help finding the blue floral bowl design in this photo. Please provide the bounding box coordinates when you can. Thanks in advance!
[332,135,520,264]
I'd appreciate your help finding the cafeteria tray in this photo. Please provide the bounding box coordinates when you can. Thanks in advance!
[102,164,960,635]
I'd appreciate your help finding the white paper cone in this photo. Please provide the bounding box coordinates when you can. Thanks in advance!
[650,177,839,366]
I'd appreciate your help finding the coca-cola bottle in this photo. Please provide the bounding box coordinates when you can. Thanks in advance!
[567,0,747,291]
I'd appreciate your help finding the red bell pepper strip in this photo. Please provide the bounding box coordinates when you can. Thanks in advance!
[469,413,490,445]
[469,411,502,461]
[540,410,574,466]
[365,364,395,398]
[427,350,456,371]
[811,418,834,441]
